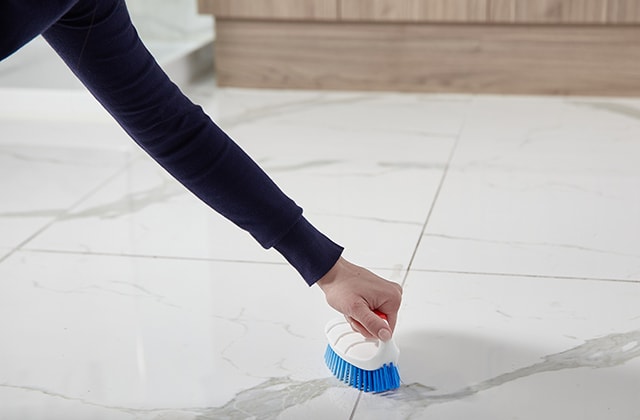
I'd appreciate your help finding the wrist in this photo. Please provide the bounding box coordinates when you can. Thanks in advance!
[316,257,343,291]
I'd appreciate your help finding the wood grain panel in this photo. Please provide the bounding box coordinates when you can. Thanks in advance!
[487,0,635,23]
[197,0,338,20]
[213,20,640,96]
[607,0,640,23]
[340,0,488,22]
[512,0,608,23]
[488,0,516,21]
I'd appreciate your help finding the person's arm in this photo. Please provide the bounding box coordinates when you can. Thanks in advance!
[39,0,402,338]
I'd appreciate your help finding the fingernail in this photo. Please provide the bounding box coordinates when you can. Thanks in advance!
[378,328,392,342]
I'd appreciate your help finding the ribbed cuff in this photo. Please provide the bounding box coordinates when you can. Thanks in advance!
[273,216,344,286]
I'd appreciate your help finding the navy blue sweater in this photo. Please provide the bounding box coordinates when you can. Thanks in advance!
[0,0,344,285]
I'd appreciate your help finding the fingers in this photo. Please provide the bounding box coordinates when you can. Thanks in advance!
[349,301,393,342]
[385,312,398,333]
[380,282,403,332]
[346,317,375,338]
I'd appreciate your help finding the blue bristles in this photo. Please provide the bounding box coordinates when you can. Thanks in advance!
[324,344,400,393]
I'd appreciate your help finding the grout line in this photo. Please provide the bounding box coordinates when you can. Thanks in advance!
[0,249,12,262]
[13,246,639,286]
[0,250,16,265]
[411,268,640,285]
[399,109,469,289]
[18,247,289,266]
[348,391,362,420]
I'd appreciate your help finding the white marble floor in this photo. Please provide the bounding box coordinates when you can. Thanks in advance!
[1,67,639,419]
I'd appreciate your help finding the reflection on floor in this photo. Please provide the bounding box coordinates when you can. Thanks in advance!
[1,66,639,419]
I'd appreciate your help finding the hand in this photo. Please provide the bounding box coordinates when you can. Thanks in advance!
[316,257,403,342]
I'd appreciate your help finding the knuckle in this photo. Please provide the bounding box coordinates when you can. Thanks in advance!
[347,300,365,316]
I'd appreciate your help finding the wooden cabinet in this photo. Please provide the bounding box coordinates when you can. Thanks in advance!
[198,0,640,96]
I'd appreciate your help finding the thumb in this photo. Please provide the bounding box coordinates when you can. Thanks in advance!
[350,302,392,342]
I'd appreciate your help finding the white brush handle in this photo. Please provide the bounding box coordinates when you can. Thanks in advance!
[325,313,400,371]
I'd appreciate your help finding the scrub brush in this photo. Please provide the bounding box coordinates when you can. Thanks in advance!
[324,311,400,392]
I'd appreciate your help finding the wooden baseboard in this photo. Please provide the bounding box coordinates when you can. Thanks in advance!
[213,20,640,96]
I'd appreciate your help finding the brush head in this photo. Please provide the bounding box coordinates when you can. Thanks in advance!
[325,344,400,392]
[324,318,401,392]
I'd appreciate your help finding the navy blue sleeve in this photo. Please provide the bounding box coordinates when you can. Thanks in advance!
[2,0,343,285]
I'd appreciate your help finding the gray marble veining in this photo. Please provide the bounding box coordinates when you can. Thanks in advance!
[217,93,378,129]
[423,233,640,262]
[571,102,640,122]
[0,178,182,220]
[1,377,341,420]
[192,377,339,420]
[263,159,342,173]
[379,330,640,416]
[28,277,182,309]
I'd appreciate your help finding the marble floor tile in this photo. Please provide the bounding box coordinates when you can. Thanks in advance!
[25,153,439,270]
[24,157,280,264]
[26,90,459,271]
[0,88,116,129]
[0,251,404,419]
[0,143,132,250]
[190,84,471,137]
[226,117,456,229]
[0,117,134,149]
[451,96,640,176]
[0,38,85,90]
[412,95,640,282]
[3,58,640,420]
[229,92,471,141]
[413,169,640,281]
[353,271,640,420]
